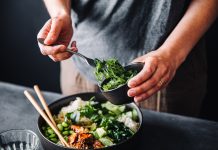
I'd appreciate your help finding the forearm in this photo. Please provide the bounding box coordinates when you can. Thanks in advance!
[159,0,218,68]
[43,0,71,18]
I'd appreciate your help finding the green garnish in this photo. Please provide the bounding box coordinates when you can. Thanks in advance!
[94,58,137,91]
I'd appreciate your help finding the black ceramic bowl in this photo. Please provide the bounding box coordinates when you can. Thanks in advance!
[38,93,143,150]
[99,63,144,105]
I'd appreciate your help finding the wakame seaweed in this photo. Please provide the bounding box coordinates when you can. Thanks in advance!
[94,58,137,91]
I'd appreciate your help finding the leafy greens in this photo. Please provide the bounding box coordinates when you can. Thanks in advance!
[94,58,137,91]
[63,97,137,144]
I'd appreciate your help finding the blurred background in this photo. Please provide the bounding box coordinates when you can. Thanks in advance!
[0,0,217,121]
[0,0,59,92]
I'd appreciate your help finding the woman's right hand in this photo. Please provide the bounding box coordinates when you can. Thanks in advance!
[37,14,75,61]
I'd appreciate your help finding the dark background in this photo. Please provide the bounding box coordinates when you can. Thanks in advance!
[0,0,60,92]
[0,1,217,121]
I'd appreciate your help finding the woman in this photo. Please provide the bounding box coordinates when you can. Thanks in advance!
[37,0,218,116]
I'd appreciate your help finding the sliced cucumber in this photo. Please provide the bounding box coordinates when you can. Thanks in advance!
[90,123,97,131]
[132,109,138,121]
[118,105,126,112]
[91,131,99,139]
[96,127,107,138]
[99,137,114,146]
[102,101,123,115]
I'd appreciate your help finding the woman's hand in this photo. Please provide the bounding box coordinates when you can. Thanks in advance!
[127,49,180,102]
[37,14,74,61]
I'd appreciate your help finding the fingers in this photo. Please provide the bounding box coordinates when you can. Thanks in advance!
[134,73,170,102]
[44,17,63,45]
[48,52,72,62]
[37,19,52,39]
[133,71,170,102]
[40,44,66,55]
[127,50,177,103]
[128,57,157,88]
[134,85,160,102]
[160,69,175,88]
[37,17,74,61]
[37,19,64,56]
[128,64,167,97]
[39,44,72,61]
[130,68,172,102]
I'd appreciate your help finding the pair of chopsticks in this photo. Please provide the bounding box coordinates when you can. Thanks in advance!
[24,85,70,147]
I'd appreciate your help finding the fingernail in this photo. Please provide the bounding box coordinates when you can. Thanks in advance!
[128,90,135,97]
[48,38,54,44]
[128,81,136,87]
[44,40,48,45]
[44,39,51,45]
[52,59,57,62]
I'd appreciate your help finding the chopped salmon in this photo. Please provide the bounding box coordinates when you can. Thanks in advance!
[68,133,78,144]
[93,140,104,148]
[68,126,95,149]
[78,133,94,144]
[71,125,88,133]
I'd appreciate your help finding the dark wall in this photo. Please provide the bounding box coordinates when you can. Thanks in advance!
[0,1,217,120]
[0,0,61,92]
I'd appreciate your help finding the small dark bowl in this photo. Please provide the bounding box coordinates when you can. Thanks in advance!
[99,63,144,105]
[37,93,143,150]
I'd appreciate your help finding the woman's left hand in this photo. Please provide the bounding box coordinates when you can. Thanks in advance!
[127,49,180,102]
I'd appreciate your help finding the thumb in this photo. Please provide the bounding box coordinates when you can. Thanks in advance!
[71,41,77,47]
[44,18,62,45]
[70,41,78,52]
[37,19,52,39]
[132,57,144,63]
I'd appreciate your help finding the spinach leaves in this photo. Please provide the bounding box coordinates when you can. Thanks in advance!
[94,58,137,91]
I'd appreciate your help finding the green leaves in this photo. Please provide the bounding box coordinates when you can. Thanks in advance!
[94,58,137,91]
[42,97,139,146]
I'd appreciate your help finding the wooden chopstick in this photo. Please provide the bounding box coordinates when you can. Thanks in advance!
[24,90,70,147]
[33,85,65,146]
[33,85,57,127]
